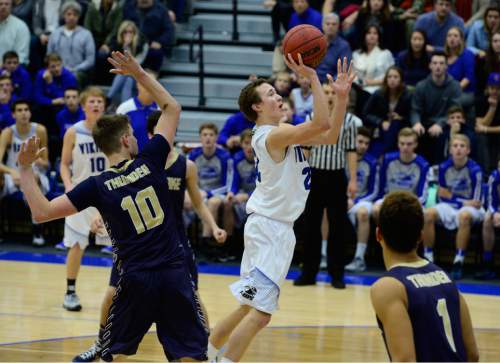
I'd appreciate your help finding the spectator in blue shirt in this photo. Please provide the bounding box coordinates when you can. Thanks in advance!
[315,13,352,83]
[280,97,305,125]
[396,29,431,87]
[226,129,257,237]
[217,111,254,150]
[188,123,233,246]
[476,160,500,280]
[466,6,500,57]
[445,26,477,94]
[1,51,32,101]
[123,0,175,71]
[288,0,322,31]
[34,53,78,107]
[116,69,159,151]
[0,75,16,130]
[56,87,84,139]
[422,134,484,280]
[414,0,465,51]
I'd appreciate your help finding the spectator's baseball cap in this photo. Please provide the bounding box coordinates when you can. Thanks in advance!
[487,72,500,86]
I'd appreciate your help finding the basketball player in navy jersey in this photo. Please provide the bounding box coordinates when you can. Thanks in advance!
[18,51,208,362]
[371,191,478,362]
[72,110,227,362]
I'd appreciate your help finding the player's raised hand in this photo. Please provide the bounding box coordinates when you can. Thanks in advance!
[326,57,355,98]
[284,53,316,80]
[213,227,227,244]
[18,136,45,168]
[107,50,143,77]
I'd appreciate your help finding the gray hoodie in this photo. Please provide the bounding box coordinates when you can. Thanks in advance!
[410,74,462,128]
[47,25,95,72]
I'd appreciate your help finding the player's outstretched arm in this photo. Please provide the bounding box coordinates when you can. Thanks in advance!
[284,53,329,130]
[458,294,479,361]
[108,51,181,147]
[370,277,416,361]
[19,136,78,223]
[302,58,355,145]
[186,160,227,243]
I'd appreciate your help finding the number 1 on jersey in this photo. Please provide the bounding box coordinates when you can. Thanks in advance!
[436,298,457,352]
[121,186,164,234]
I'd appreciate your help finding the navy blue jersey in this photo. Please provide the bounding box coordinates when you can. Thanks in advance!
[165,153,187,243]
[67,135,183,273]
[378,261,466,362]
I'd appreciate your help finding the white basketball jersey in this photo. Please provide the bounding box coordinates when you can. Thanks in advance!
[246,125,310,223]
[6,123,38,169]
[71,121,108,184]
[65,121,108,235]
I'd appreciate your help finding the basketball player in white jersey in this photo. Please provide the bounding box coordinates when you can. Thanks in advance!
[207,56,355,362]
[0,99,49,245]
[60,87,111,311]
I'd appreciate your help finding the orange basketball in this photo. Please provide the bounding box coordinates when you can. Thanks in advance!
[282,24,327,68]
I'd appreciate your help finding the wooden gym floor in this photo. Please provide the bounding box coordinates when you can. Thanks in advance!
[1,258,500,361]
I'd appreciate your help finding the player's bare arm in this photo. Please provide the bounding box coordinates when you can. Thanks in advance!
[60,127,76,191]
[265,55,330,158]
[34,124,49,169]
[302,58,355,145]
[19,136,78,223]
[186,160,227,243]
[370,277,417,361]
[108,51,181,148]
[458,294,479,361]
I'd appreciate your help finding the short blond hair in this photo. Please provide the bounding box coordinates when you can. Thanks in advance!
[80,86,106,106]
[450,133,470,148]
[398,127,418,142]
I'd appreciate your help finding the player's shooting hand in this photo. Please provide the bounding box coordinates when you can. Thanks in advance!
[18,136,45,169]
[107,50,143,77]
[213,227,227,244]
[284,53,316,80]
[326,57,355,99]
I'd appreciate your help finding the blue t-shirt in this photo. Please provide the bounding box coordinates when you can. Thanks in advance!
[378,261,466,362]
[56,106,85,138]
[487,169,500,213]
[288,7,323,31]
[354,152,378,203]
[231,150,256,195]
[116,97,159,151]
[189,147,232,198]
[66,135,184,273]
[447,48,476,93]
[378,151,430,204]
[438,158,483,209]
[0,96,16,130]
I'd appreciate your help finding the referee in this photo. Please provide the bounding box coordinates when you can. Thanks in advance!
[294,82,359,289]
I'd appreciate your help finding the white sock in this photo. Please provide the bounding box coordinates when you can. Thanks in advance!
[453,254,465,264]
[321,239,327,257]
[207,342,219,361]
[354,242,367,259]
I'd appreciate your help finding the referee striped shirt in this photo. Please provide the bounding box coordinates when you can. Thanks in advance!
[308,113,358,170]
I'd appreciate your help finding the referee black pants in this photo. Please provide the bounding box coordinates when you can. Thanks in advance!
[300,168,350,281]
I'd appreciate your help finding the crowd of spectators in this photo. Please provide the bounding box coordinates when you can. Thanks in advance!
[0,0,499,280]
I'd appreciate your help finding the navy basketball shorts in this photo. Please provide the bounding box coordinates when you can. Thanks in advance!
[109,261,120,288]
[183,239,199,290]
[100,262,208,361]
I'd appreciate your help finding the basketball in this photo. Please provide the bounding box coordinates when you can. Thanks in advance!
[282,24,327,68]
